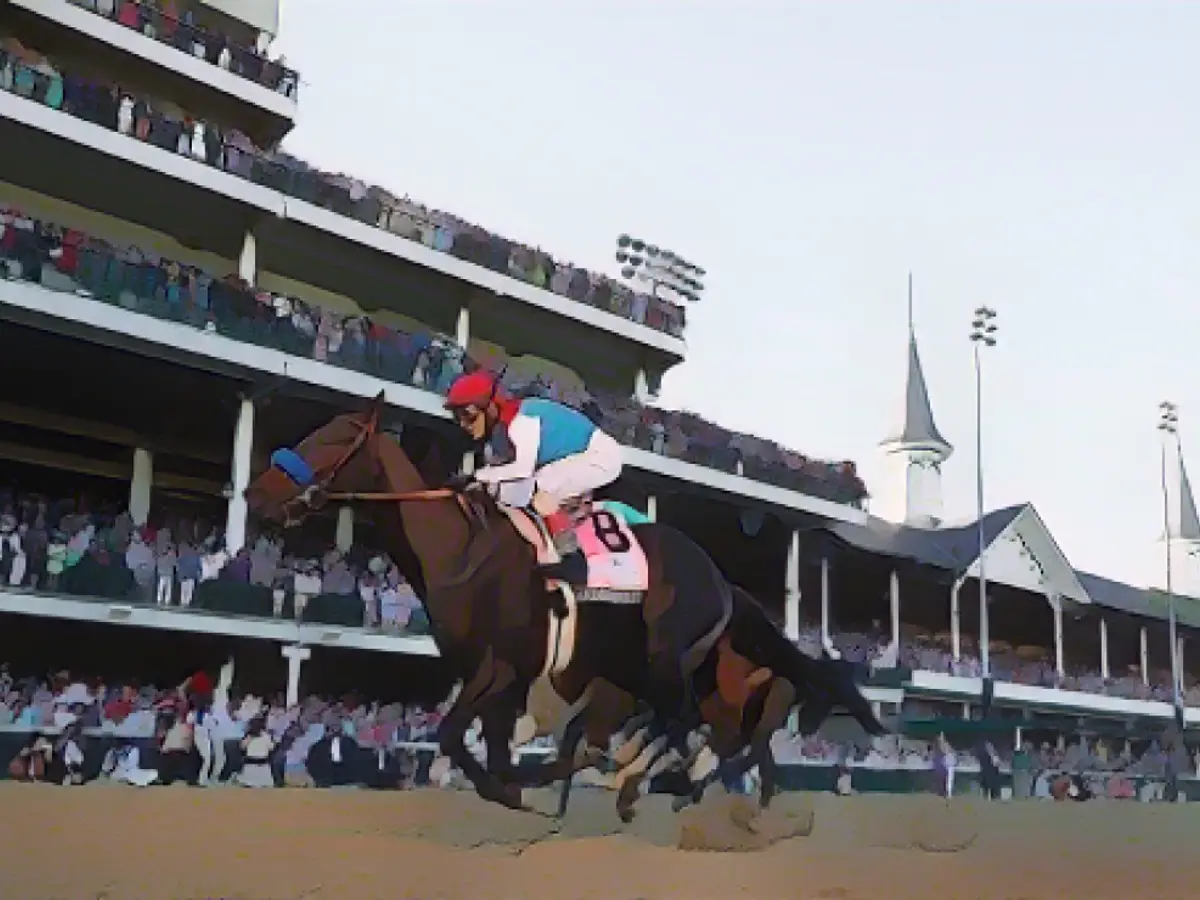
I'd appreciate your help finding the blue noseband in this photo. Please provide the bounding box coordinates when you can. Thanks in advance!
[271,448,315,487]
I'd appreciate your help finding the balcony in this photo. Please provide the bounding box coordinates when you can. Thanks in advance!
[3,0,296,144]
[0,43,688,369]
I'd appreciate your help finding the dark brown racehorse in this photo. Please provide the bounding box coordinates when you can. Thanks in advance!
[244,394,736,810]
[245,396,886,815]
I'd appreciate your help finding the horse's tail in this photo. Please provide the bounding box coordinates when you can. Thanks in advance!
[727,587,887,737]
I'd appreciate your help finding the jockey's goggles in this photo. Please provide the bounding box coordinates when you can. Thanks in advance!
[450,404,483,427]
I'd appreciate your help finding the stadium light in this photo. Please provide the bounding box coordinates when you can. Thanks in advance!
[970,306,998,677]
[1157,400,1183,712]
[615,234,706,304]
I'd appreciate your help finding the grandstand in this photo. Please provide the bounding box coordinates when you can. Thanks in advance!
[1,0,1199,787]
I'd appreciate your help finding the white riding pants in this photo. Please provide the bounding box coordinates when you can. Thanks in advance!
[495,430,623,512]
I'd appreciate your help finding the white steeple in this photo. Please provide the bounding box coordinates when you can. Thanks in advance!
[1160,429,1200,598]
[877,275,953,529]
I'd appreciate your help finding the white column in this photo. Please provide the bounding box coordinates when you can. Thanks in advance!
[461,451,475,475]
[335,505,355,552]
[784,530,801,642]
[1140,626,1149,686]
[950,579,962,661]
[889,569,901,651]
[1052,599,1064,678]
[645,495,658,522]
[225,398,255,554]
[129,447,153,527]
[1099,617,1110,680]
[633,368,651,403]
[1177,636,1186,691]
[239,231,257,285]
[280,645,311,708]
[1014,725,1023,749]
[456,306,470,348]
[820,556,831,646]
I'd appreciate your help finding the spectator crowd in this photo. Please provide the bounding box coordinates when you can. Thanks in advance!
[66,0,298,98]
[776,726,1197,802]
[794,623,1200,711]
[1,663,553,790]
[3,662,1195,804]
[0,205,868,504]
[0,489,429,634]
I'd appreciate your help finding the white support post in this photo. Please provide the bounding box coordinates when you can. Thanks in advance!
[1178,636,1186,690]
[335,506,355,553]
[129,447,153,527]
[280,645,311,708]
[239,231,257,286]
[820,556,831,647]
[784,530,801,642]
[633,368,651,403]
[1052,599,1064,678]
[950,579,963,662]
[456,306,470,348]
[225,398,255,554]
[1099,618,1110,680]
[1140,626,1149,686]
[645,495,658,522]
[889,569,902,652]
[461,451,475,475]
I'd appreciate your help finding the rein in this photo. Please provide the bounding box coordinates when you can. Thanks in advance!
[325,488,455,503]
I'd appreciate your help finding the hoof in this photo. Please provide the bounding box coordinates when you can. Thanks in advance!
[578,744,605,767]
[616,774,642,823]
[481,781,527,810]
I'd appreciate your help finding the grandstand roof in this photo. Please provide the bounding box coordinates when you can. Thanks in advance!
[817,504,1024,573]
[1078,572,1200,629]
[819,503,1200,623]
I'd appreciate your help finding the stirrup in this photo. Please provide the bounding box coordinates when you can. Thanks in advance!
[539,549,588,585]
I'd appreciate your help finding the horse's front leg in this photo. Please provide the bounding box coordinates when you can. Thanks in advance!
[438,658,524,810]
[493,678,605,795]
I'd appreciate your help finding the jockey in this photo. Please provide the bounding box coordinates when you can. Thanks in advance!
[443,370,623,578]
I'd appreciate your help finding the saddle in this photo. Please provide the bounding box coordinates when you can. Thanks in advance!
[498,500,650,599]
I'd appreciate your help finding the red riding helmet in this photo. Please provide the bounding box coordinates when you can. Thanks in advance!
[444,371,509,410]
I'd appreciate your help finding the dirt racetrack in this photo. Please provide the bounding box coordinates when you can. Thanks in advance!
[1,782,1198,900]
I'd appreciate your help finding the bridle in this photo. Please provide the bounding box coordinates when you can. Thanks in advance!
[277,412,457,524]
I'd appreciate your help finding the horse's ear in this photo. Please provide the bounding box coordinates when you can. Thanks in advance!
[365,390,386,426]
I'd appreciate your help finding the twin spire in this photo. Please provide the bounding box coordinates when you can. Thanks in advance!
[1165,445,1200,543]
[879,274,952,460]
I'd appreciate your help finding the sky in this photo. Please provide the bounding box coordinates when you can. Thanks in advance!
[273,1,1200,589]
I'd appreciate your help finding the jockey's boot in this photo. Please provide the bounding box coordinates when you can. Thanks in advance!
[538,509,588,588]
[539,551,588,587]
